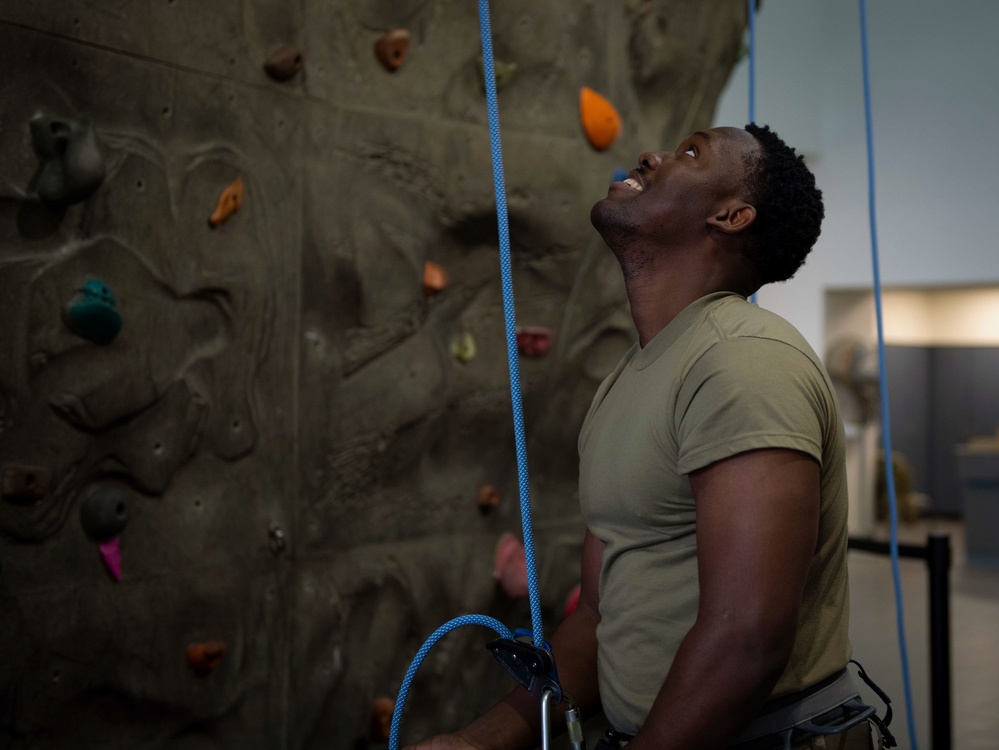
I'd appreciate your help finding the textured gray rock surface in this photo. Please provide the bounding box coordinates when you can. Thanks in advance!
[0,1,745,747]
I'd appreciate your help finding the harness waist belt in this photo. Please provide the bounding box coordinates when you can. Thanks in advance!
[733,669,862,745]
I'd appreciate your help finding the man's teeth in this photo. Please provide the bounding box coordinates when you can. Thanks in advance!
[623,178,643,192]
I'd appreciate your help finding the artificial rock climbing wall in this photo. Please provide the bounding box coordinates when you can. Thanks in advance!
[0,2,745,747]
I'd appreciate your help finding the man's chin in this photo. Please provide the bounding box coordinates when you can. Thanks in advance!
[589,197,611,231]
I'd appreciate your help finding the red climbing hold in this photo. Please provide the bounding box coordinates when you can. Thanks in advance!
[516,326,553,357]
[563,584,581,620]
[375,29,411,72]
[264,45,305,82]
[370,697,396,742]
[493,532,528,600]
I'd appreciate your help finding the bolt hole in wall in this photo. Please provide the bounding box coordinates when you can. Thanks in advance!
[825,285,999,562]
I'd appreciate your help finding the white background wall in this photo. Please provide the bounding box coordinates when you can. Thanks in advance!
[712,11,999,745]
[712,0,999,353]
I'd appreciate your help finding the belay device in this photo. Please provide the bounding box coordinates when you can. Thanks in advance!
[487,632,586,750]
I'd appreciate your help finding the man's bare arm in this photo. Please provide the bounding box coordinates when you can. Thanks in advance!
[406,530,605,750]
[626,447,820,750]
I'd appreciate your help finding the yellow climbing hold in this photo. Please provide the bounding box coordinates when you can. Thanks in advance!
[451,332,476,363]
[580,87,621,151]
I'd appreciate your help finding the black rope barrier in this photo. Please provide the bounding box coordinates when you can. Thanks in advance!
[848,532,952,750]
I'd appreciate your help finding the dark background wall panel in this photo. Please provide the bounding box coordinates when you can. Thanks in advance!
[885,345,932,493]
[0,1,307,91]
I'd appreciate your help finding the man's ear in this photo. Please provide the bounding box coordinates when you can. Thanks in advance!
[707,202,756,234]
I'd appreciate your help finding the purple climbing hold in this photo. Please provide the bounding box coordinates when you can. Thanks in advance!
[99,537,122,581]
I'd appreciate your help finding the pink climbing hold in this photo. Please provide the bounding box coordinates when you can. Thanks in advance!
[563,584,581,620]
[516,326,553,357]
[493,532,528,599]
[99,537,122,581]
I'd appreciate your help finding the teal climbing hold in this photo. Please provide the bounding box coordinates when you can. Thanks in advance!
[64,278,122,345]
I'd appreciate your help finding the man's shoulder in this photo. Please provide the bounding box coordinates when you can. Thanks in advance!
[703,296,821,366]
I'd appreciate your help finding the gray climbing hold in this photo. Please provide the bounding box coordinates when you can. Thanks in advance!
[79,484,130,541]
[30,116,106,207]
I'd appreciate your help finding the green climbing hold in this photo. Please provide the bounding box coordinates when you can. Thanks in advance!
[476,55,517,92]
[65,278,122,345]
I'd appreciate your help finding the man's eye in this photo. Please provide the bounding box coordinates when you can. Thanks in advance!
[684,146,697,157]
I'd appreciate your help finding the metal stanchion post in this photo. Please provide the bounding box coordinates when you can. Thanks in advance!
[926,531,952,750]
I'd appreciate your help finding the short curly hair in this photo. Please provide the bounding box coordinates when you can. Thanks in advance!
[741,123,824,287]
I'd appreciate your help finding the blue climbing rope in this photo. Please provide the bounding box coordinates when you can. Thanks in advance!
[747,0,756,126]
[388,617,513,750]
[859,1,918,748]
[386,2,548,746]
[747,0,758,307]
[477,0,546,649]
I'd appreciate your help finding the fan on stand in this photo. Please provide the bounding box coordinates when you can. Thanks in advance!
[826,337,881,536]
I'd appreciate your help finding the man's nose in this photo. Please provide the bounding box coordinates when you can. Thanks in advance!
[638,151,663,170]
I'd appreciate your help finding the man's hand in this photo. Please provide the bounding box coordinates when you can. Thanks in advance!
[404,732,489,750]
[404,530,605,750]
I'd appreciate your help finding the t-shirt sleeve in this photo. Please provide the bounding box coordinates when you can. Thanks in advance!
[674,336,828,475]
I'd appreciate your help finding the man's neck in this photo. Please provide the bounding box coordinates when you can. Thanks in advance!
[617,247,744,348]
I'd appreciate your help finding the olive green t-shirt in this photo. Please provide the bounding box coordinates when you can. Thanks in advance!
[578,292,851,735]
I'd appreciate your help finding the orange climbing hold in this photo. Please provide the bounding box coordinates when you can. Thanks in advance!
[369,697,396,742]
[477,484,500,512]
[375,29,411,72]
[186,641,227,677]
[423,261,448,296]
[209,176,243,228]
[2,463,51,504]
[580,87,621,151]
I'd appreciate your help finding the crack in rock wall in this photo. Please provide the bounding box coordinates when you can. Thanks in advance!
[0,1,746,747]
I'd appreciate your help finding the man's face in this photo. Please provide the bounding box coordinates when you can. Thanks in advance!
[591,126,759,248]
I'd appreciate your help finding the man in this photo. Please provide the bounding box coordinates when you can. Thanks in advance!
[410,124,883,749]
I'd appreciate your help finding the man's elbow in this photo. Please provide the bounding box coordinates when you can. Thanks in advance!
[704,609,798,685]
